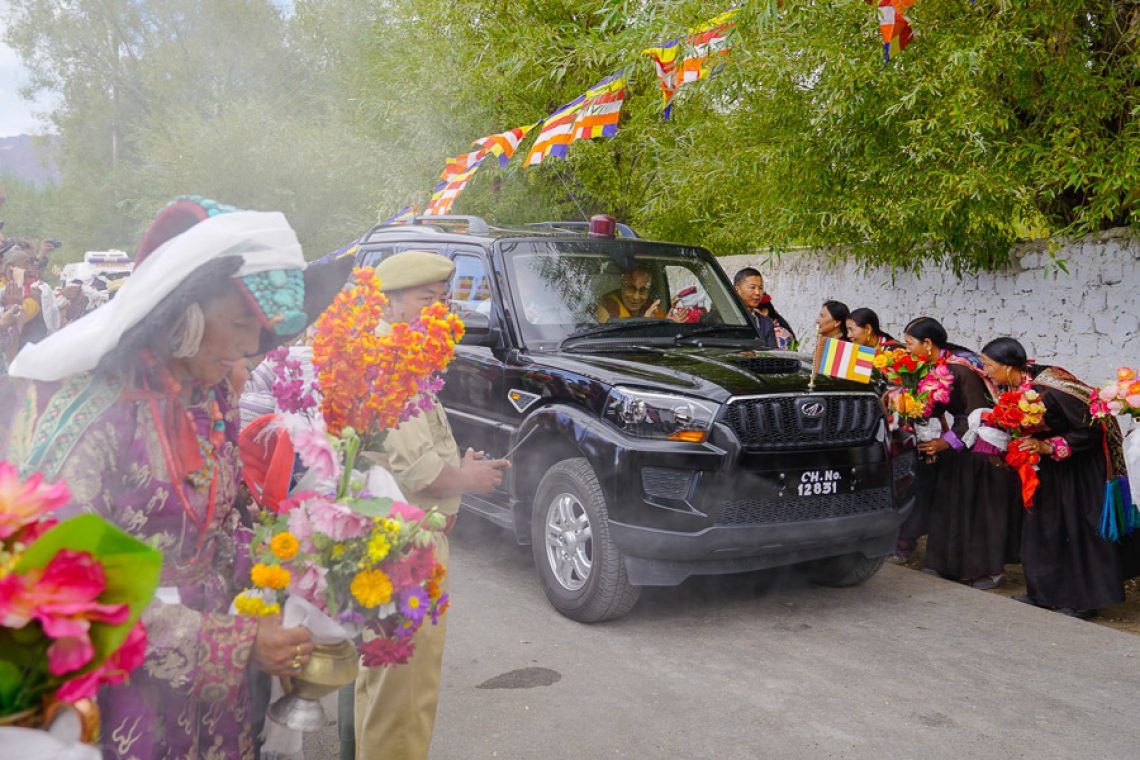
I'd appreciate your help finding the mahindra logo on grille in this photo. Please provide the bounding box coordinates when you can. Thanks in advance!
[799,401,826,418]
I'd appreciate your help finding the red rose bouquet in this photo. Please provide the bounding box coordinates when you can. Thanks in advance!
[981,386,1046,507]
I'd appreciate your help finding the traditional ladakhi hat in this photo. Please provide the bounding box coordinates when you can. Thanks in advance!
[374,250,455,292]
[9,196,307,381]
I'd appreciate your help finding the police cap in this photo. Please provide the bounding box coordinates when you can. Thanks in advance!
[375,250,455,292]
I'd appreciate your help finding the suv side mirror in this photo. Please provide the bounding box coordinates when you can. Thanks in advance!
[459,311,498,347]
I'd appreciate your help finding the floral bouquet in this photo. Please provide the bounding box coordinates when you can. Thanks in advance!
[982,387,1047,508]
[875,349,954,428]
[1090,367,1140,421]
[235,491,449,666]
[236,267,464,665]
[0,462,160,729]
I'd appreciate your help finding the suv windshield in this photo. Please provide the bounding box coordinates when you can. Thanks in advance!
[498,239,754,350]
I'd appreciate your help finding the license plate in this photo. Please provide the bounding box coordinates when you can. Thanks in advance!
[794,469,843,497]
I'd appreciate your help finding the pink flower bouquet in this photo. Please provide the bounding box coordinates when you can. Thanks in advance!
[0,462,161,720]
[1090,367,1140,421]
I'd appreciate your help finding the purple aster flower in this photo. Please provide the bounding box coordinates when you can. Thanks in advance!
[399,586,429,625]
[431,592,450,625]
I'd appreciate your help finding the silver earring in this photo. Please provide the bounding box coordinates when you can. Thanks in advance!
[170,303,205,358]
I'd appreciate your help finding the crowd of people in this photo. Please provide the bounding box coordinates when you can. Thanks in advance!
[732,268,1140,620]
[0,191,1136,759]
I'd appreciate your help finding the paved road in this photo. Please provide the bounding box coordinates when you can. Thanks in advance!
[307,519,1140,760]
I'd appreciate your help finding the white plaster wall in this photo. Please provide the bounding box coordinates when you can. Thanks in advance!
[717,227,1140,385]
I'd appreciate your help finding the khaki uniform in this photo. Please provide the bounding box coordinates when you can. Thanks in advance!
[353,322,461,760]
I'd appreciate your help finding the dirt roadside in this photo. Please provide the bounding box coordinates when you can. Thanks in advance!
[899,538,1140,636]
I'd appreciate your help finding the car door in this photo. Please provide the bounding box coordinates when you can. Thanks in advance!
[438,250,512,463]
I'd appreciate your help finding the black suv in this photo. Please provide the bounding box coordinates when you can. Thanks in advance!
[354,216,915,622]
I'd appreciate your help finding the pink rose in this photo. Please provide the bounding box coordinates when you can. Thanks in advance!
[289,563,329,609]
[308,498,370,541]
[293,424,340,483]
[1100,384,1118,401]
[1127,394,1140,408]
[56,621,147,703]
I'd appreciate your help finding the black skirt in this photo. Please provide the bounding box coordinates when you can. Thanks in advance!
[925,449,1023,580]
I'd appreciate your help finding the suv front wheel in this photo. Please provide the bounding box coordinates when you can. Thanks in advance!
[531,458,640,622]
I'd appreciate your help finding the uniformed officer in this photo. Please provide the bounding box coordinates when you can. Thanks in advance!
[346,250,509,760]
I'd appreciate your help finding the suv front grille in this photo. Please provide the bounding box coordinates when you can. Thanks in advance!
[721,395,881,450]
[715,487,892,526]
[641,467,695,500]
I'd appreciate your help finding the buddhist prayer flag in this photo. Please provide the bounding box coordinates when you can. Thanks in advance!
[874,0,914,63]
[440,149,488,181]
[813,338,877,384]
[473,123,538,168]
[525,94,586,166]
[425,162,482,216]
[643,7,739,119]
[571,71,627,141]
[381,205,416,225]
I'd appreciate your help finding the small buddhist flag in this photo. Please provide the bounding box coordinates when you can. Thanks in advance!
[571,71,627,142]
[425,162,482,216]
[381,205,416,225]
[813,338,877,383]
[473,123,538,168]
[642,7,739,119]
[525,94,587,166]
[874,0,914,63]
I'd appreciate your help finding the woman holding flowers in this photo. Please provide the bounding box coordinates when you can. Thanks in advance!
[0,197,319,759]
[980,338,1136,617]
[889,318,1014,583]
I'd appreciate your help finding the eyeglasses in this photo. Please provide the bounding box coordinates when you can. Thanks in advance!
[621,284,651,296]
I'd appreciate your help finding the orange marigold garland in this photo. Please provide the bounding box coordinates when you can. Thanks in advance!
[311,268,465,438]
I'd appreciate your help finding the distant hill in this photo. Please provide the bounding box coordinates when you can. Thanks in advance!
[0,134,58,185]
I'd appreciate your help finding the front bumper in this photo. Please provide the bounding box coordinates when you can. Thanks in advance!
[597,421,915,586]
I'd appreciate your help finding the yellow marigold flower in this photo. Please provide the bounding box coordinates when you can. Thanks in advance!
[873,352,890,370]
[251,563,291,590]
[271,532,300,561]
[350,569,393,608]
[367,533,391,564]
[234,592,282,617]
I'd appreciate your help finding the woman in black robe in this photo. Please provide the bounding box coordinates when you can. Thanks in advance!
[981,338,1132,616]
[901,320,1021,586]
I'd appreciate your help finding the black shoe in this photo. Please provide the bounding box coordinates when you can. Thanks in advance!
[1012,594,1046,608]
[971,574,1004,590]
[920,567,942,578]
[1058,607,1098,620]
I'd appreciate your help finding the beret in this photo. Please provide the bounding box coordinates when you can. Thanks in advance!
[375,250,455,292]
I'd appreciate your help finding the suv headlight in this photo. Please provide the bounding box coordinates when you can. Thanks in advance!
[603,387,719,443]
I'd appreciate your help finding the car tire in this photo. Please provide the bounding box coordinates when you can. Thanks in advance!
[531,458,640,623]
[807,553,885,588]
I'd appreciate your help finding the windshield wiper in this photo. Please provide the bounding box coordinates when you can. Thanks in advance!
[558,319,662,349]
[672,325,757,344]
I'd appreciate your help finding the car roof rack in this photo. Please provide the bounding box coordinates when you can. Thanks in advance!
[523,221,640,238]
[365,215,490,238]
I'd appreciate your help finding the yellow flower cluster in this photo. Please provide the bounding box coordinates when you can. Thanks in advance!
[234,592,282,617]
[271,532,300,561]
[1018,389,1046,427]
[893,391,926,418]
[872,351,892,370]
[251,562,291,590]
[367,534,391,564]
[350,569,393,608]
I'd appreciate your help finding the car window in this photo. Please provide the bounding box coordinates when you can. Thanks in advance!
[499,240,751,349]
[450,254,494,318]
[356,243,441,269]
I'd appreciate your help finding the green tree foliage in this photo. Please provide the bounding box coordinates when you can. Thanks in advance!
[2,0,395,260]
[343,0,1140,271]
[5,1,1140,271]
